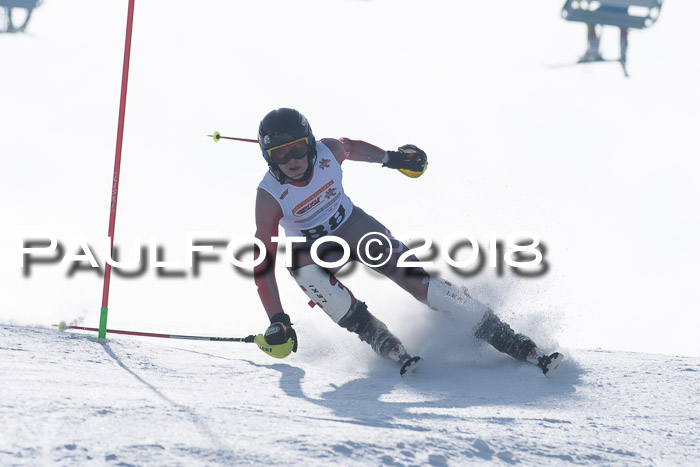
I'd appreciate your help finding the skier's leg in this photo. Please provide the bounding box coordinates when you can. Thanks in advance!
[328,209,499,351]
[289,262,410,362]
[307,207,558,371]
[378,261,490,327]
[6,7,15,33]
[473,309,539,362]
[620,27,628,63]
[347,216,545,365]
[329,206,430,302]
[580,23,602,62]
[424,276,555,365]
[424,276,532,360]
[619,27,629,77]
[373,250,534,362]
[475,309,563,374]
[377,262,430,304]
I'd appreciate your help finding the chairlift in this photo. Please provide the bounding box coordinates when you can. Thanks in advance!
[561,0,663,76]
[0,0,42,33]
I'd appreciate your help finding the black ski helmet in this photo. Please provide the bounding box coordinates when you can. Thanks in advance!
[258,108,317,184]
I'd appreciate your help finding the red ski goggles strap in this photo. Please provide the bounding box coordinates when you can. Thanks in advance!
[266,137,310,165]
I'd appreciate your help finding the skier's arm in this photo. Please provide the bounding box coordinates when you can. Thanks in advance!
[322,137,428,178]
[321,137,385,164]
[253,188,285,320]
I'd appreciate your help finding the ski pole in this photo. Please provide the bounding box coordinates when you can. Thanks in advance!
[56,322,256,343]
[208,131,257,144]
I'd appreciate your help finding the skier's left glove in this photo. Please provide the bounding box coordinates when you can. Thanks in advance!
[383,144,428,178]
[254,312,298,359]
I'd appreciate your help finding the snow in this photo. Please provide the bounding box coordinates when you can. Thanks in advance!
[2,0,700,464]
[2,324,698,465]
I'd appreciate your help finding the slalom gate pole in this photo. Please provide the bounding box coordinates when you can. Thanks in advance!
[58,324,256,343]
[208,131,257,143]
[99,0,136,340]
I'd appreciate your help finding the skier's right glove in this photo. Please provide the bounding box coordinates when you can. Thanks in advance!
[383,144,428,178]
[254,312,298,359]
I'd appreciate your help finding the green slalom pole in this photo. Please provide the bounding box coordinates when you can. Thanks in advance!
[99,0,136,340]
[99,307,109,339]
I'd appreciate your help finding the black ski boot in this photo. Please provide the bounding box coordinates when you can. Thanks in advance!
[338,300,421,376]
[474,309,563,377]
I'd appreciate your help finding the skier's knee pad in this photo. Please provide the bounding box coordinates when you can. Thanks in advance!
[426,277,490,322]
[290,264,353,323]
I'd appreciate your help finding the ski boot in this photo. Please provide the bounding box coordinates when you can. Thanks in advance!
[338,300,422,377]
[475,309,563,378]
[525,347,564,378]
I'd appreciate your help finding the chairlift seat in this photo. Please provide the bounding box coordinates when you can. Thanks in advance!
[1,0,40,8]
[562,0,662,29]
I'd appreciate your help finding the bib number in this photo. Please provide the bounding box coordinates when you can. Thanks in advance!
[300,205,347,240]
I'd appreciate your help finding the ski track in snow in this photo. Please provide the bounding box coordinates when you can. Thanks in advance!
[1,325,698,465]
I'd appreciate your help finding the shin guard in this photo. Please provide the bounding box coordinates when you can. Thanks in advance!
[290,264,354,323]
[426,277,491,322]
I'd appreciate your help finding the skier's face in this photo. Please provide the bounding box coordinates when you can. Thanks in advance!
[278,152,309,181]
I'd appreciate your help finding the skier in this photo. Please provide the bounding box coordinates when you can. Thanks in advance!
[252,108,562,376]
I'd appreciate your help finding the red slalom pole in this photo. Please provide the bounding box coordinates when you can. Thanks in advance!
[99,0,136,340]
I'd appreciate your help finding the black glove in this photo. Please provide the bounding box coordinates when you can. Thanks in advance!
[265,312,298,352]
[383,144,428,178]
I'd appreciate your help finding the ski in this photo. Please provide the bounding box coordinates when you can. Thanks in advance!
[387,343,423,377]
[399,356,423,377]
[548,59,629,77]
[537,352,564,378]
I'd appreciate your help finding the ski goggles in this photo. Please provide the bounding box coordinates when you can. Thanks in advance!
[266,137,310,165]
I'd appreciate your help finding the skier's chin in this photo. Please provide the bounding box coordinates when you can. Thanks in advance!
[288,170,306,181]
